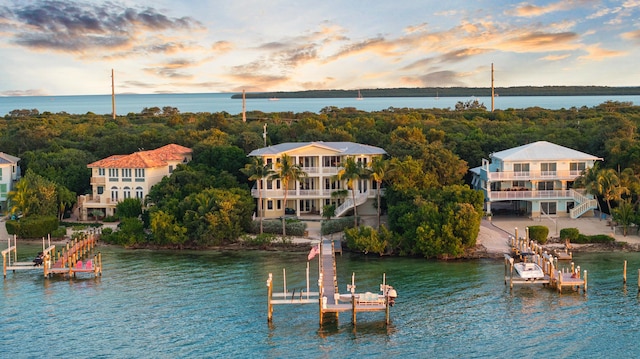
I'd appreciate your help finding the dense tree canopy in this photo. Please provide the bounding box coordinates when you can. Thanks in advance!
[3,101,640,254]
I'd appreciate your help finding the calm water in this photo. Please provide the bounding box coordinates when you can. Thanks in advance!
[2,244,640,358]
[1,93,639,116]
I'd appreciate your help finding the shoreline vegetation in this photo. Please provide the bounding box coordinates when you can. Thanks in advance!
[4,100,640,260]
[230,86,640,99]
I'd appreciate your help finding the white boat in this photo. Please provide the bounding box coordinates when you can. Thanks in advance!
[356,90,363,100]
[513,262,545,279]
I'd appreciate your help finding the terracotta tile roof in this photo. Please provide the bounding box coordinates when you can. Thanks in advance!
[87,144,192,169]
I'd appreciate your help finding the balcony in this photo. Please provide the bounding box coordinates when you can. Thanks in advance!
[485,170,583,181]
[488,189,573,201]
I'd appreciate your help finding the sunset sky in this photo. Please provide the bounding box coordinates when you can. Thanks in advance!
[0,0,639,96]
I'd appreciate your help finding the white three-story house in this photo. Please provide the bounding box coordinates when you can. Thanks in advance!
[248,142,387,218]
[470,141,602,218]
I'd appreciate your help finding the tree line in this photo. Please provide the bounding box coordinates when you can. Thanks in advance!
[3,100,640,257]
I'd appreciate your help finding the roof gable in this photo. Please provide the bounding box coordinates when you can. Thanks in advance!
[0,152,20,165]
[491,141,601,162]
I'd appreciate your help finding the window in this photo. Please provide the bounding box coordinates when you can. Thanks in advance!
[111,186,119,202]
[135,168,145,178]
[123,186,131,199]
[267,180,273,190]
[277,200,282,210]
[98,168,105,176]
[541,202,557,215]
[537,181,554,190]
[323,156,340,167]
[512,181,526,188]
[324,178,341,190]
[122,169,132,182]
[97,186,104,195]
[540,163,557,176]
[570,162,586,175]
[0,184,6,195]
[136,187,143,199]
[169,165,174,173]
[109,168,119,179]
[513,163,529,176]
[267,200,273,210]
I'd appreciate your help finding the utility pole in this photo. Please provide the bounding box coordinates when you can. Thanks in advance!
[491,63,495,112]
[242,89,247,123]
[263,123,267,147]
[111,69,116,120]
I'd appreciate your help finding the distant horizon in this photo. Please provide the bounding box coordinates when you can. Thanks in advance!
[2,84,640,98]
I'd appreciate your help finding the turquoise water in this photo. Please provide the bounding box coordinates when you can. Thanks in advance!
[1,93,639,116]
[2,245,640,358]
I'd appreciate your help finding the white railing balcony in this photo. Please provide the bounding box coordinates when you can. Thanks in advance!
[488,190,572,200]
[486,170,582,181]
[301,166,319,174]
[321,167,340,175]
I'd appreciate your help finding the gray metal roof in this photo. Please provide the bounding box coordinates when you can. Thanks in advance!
[0,152,20,165]
[248,141,387,157]
[491,141,602,161]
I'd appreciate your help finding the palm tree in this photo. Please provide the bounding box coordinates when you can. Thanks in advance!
[241,156,275,234]
[612,198,635,236]
[619,167,640,205]
[597,168,628,215]
[334,156,368,228]
[269,154,307,236]
[368,156,388,229]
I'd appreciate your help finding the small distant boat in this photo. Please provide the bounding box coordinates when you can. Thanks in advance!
[513,262,545,280]
[269,97,279,101]
[356,90,363,100]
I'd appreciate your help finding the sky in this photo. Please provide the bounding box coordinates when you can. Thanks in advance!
[0,0,639,96]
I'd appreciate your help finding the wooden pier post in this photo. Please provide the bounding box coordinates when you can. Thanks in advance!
[623,260,627,284]
[583,270,588,294]
[267,273,273,323]
[638,269,640,293]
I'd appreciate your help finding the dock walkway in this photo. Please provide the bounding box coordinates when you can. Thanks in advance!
[2,234,102,279]
[267,237,396,326]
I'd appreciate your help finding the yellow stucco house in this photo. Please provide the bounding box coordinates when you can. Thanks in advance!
[77,144,192,220]
[248,141,387,218]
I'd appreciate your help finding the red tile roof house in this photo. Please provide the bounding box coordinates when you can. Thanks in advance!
[77,144,192,221]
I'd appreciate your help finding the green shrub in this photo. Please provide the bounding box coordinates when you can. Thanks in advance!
[243,233,277,247]
[251,219,306,236]
[6,215,59,238]
[321,216,356,235]
[574,234,615,244]
[344,225,388,255]
[51,226,67,239]
[528,225,549,244]
[560,228,580,242]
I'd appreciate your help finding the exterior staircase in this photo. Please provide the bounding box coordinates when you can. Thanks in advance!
[569,189,598,219]
[335,191,369,217]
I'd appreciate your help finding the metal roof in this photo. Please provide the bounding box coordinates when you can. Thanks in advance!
[491,141,602,161]
[0,152,20,165]
[248,141,387,157]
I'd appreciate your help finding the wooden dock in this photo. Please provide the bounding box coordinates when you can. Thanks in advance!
[507,235,586,294]
[267,238,396,326]
[2,233,102,279]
